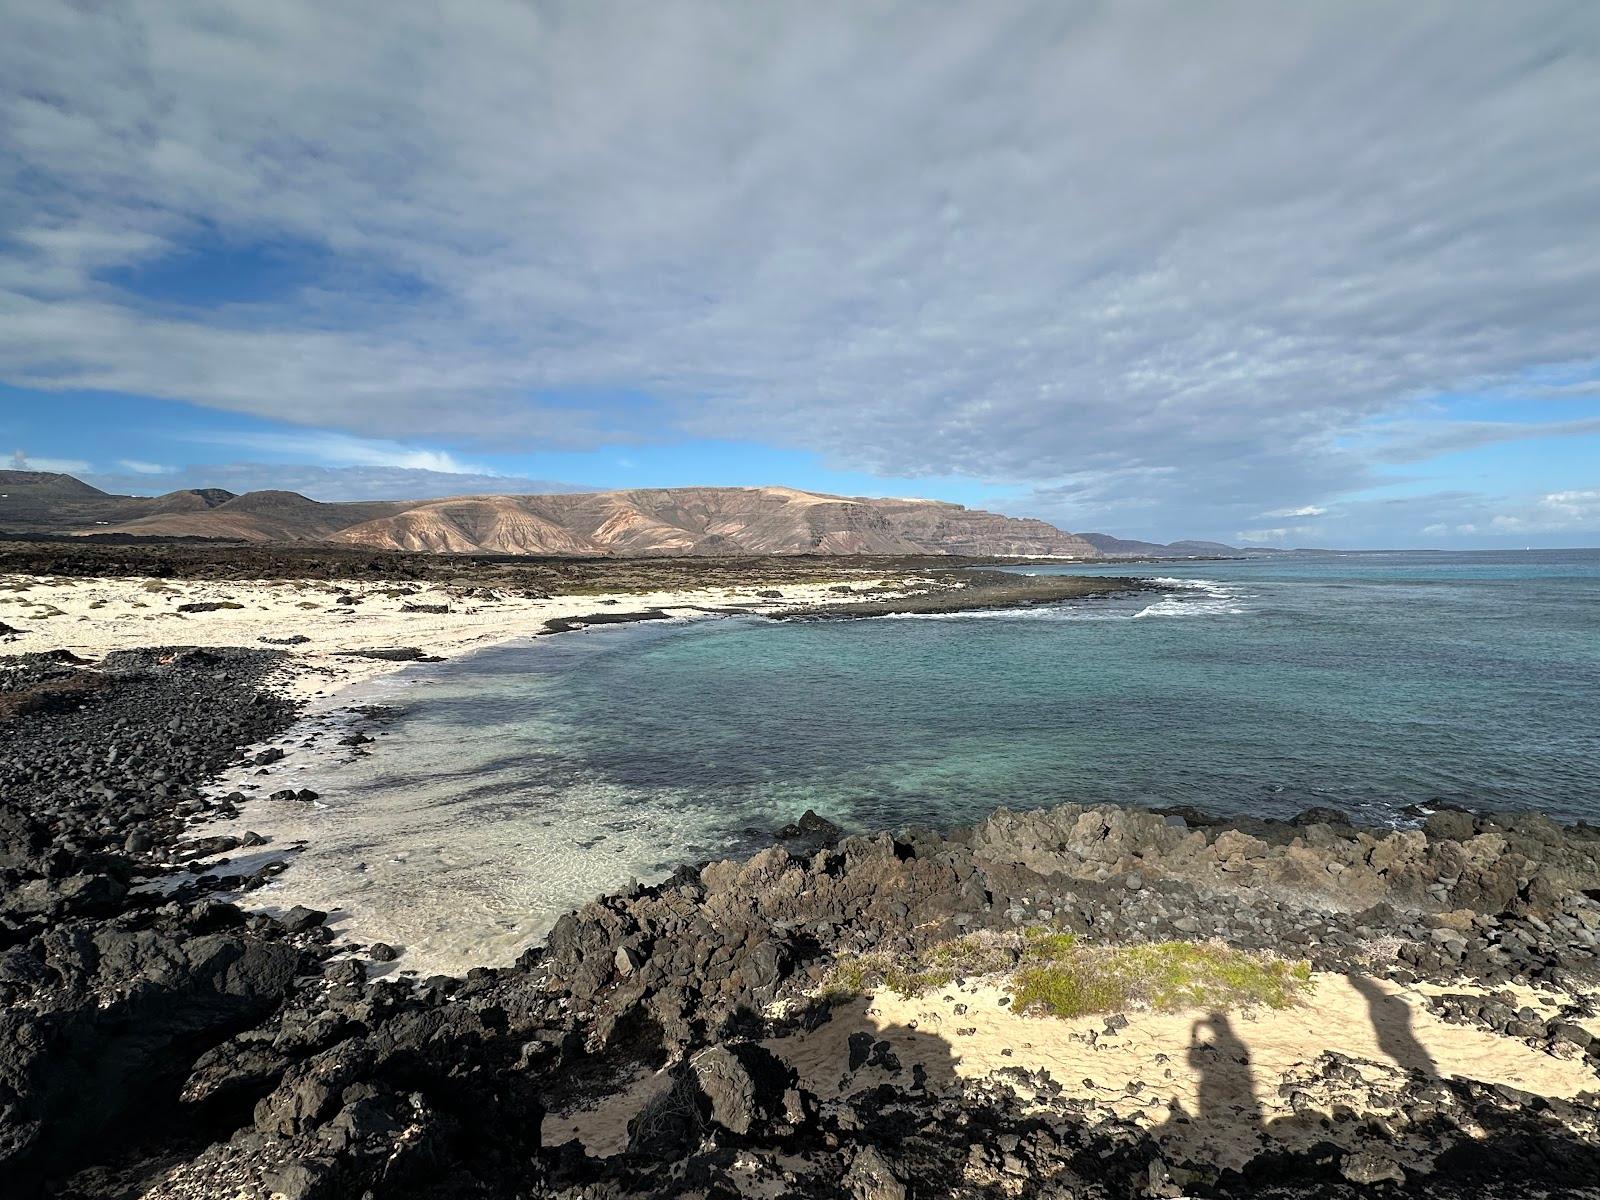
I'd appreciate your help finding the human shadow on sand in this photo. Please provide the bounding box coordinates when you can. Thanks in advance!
[1350,971,1440,1077]
[552,995,1600,1199]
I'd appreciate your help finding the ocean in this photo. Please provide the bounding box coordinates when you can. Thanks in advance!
[235,549,1600,969]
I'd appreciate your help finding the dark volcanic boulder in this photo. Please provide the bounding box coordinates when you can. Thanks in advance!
[775,807,844,845]
[0,914,305,1186]
[689,1042,799,1136]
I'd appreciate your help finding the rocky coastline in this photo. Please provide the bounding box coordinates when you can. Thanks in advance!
[5,627,1600,1197]
[794,570,1157,619]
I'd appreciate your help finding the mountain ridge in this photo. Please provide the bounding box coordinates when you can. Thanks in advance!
[0,472,1105,558]
[0,469,239,533]
[1077,531,1282,557]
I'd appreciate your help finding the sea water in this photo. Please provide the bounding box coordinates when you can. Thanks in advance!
[233,549,1600,969]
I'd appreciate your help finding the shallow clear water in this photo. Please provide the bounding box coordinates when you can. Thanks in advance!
[241,549,1600,968]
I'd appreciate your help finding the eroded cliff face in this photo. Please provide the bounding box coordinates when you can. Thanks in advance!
[327,487,1103,557]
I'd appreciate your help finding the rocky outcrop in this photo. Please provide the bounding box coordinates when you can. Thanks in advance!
[0,647,314,1192]
[969,803,1600,917]
[1,904,307,1181]
[539,809,1600,1060]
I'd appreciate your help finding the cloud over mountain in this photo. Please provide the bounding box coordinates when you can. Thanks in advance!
[3,2,1599,542]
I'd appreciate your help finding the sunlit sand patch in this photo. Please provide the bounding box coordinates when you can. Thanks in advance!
[0,573,906,700]
[552,973,1600,1167]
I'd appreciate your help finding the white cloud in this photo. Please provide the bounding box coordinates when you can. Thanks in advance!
[2,3,1599,540]
[1267,505,1327,518]
[180,430,491,475]
[1356,415,1600,464]
[1234,487,1600,548]
[116,458,173,474]
[1236,527,1308,544]
[1541,488,1600,521]
[1488,488,1600,533]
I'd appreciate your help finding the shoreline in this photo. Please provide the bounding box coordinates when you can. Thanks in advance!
[0,560,1161,702]
[5,558,1600,1198]
[0,562,1160,976]
[0,570,899,702]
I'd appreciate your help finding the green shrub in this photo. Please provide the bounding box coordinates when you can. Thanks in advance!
[819,928,1310,1021]
[1011,940,1310,1019]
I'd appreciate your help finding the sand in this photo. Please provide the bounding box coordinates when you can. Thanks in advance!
[0,572,894,700]
[552,973,1600,1167]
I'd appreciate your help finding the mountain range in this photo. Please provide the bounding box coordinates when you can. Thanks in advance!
[0,470,1257,558]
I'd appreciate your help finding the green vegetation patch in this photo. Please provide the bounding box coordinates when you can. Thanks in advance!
[1011,937,1311,1020]
[820,926,1310,1021]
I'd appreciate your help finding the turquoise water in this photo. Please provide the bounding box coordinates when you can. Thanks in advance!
[516,549,1600,830]
[250,550,1600,966]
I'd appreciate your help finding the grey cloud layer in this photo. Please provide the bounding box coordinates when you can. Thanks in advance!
[3,1,1599,537]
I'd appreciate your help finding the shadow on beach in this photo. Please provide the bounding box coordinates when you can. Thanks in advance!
[1350,972,1440,1077]
[717,990,1600,1199]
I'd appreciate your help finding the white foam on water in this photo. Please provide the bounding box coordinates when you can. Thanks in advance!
[204,651,764,976]
[1131,577,1250,619]
[870,577,1251,623]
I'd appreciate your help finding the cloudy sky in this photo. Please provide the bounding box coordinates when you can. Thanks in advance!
[3,1,1598,547]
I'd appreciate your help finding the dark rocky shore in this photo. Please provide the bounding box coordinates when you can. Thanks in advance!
[794,570,1157,618]
[4,644,1600,1198]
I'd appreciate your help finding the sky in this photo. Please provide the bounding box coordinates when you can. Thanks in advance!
[2,2,1599,549]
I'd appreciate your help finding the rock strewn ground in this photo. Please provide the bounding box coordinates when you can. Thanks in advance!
[3,644,1600,1198]
[0,648,317,1190]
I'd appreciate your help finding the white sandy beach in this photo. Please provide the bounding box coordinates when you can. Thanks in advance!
[0,572,894,700]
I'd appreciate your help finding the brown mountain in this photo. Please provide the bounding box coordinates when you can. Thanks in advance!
[329,487,1100,556]
[99,490,412,542]
[1,471,1100,558]
[0,470,238,533]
